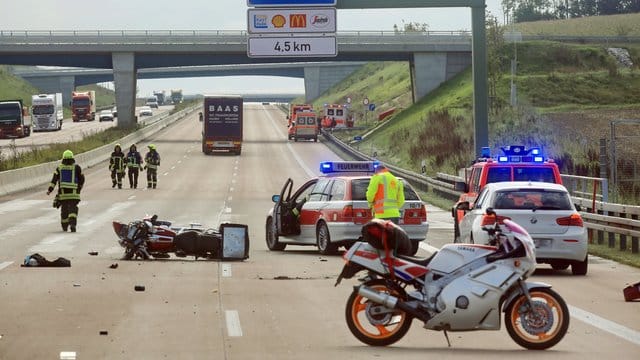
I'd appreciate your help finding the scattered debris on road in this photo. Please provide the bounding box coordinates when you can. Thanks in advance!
[88,251,98,256]
[134,285,145,291]
[99,330,108,336]
[109,263,118,269]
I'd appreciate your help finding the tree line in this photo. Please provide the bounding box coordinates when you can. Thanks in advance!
[502,0,640,22]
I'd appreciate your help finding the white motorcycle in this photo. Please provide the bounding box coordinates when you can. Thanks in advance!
[335,209,569,350]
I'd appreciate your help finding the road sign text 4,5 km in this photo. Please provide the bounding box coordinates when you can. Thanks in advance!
[248,36,336,58]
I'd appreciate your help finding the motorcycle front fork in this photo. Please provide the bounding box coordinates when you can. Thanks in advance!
[518,279,535,310]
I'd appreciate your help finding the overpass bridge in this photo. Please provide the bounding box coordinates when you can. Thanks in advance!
[0,30,473,131]
[11,62,368,106]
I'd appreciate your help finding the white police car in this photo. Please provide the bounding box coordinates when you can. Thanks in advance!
[265,161,429,255]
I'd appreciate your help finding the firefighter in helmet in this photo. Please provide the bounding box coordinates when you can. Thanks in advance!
[126,144,143,189]
[144,144,161,189]
[47,150,85,232]
[109,143,126,189]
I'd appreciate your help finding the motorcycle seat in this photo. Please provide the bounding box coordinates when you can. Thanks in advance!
[397,251,437,267]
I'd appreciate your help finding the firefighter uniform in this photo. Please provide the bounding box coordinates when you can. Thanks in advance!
[126,144,143,189]
[47,150,85,232]
[366,164,405,224]
[109,143,126,189]
[144,144,161,189]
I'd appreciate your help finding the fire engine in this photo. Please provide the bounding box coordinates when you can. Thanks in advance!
[452,145,563,241]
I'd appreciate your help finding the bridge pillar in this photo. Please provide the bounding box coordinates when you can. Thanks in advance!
[410,52,471,102]
[22,75,76,106]
[304,64,363,102]
[112,53,137,128]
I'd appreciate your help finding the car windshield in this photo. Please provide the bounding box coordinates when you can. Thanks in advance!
[493,189,572,210]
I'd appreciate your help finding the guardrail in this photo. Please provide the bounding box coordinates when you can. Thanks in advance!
[322,130,639,254]
[0,105,199,197]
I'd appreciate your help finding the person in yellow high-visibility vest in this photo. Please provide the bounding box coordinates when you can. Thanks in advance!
[366,163,405,224]
[47,150,85,232]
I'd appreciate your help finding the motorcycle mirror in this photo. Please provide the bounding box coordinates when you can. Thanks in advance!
[151,214,158,222]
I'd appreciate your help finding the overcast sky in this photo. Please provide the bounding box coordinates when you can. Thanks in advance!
[1,0,504,96]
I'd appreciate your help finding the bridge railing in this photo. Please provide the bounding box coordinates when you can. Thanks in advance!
[322,130,639,254]
[0,30,472,45]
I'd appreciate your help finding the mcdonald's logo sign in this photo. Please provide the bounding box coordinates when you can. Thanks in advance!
[289,14,307,28]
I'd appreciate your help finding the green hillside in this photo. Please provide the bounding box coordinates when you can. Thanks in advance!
[0,66,43,106]
[514,13,640,36]
[308,32,640,202]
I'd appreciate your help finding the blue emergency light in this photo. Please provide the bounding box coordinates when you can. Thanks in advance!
[481,147,491,158]
[497,145,546,163]
[319,161,378,174]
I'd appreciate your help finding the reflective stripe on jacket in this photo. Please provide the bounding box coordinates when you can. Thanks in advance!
[366,169,405,219]
[145,151,160,170]
[56,164,81,200]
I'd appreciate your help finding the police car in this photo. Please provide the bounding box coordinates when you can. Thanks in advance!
[265,161,429,255]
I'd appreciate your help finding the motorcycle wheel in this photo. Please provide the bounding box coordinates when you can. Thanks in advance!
[345,279,412,346]
[505,287,569,350]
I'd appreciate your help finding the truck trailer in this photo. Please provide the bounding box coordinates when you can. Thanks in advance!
[201,95,243,155]
[153,90,166,106]
[0,100,31,139]
[71,90,96,122]
[170,89,183,104]
[31,93,63,131]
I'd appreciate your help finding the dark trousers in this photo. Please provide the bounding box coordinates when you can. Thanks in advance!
[111,170,124,188]
[147,168,157,188]
[128,168,139,188]
[60,199,80,229]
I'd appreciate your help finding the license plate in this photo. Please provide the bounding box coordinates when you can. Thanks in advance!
[534,239,551,248]
[214,141,233,147]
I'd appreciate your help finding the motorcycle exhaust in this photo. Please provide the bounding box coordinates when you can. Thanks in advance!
[356,285,429,321]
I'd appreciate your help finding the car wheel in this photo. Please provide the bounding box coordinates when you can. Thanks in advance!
[571,255,588,276]
[317,221,337,255]
[550,260,570,271]
[266,217,285,251]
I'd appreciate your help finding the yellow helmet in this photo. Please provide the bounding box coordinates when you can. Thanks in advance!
[62,150,74,159]
[148,144,156,150]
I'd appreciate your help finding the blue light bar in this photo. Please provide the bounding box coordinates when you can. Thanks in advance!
[319,161,376,174]
[481,147,491,158]
[534,156,544,162]
[530,147,541,155]
[498,156,509,162]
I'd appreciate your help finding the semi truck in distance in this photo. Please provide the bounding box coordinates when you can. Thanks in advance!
[71,90,96,122]
[153,90,166,106]
[0,100,31,139]
[201,95,243,155]
[31,93,63,131]
[170,89,183,104]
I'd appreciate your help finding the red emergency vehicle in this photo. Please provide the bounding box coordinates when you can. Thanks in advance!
[452,145,563,241]
[288,104,313,140]
[321,104,352,129]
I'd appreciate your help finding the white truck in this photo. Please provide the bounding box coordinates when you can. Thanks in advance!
[31,93,64,131]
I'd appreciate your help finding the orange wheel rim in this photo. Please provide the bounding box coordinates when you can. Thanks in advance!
[509,291,564,343]
[350,285,407,339]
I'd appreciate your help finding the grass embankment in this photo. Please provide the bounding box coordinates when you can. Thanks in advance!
[515,13,640,36]
[0,66,42,106]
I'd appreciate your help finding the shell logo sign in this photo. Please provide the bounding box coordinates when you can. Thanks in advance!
[271,15,286,28]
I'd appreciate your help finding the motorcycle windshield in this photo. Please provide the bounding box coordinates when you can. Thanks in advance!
[502,219,536,264]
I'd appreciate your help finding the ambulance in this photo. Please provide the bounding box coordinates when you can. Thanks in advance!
[321,104,351,129]
[287,104,313,140]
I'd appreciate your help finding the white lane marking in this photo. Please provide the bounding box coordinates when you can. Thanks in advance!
[222,263,232,278]
[225,310,243,337]
[233,172,237,177]
[230,187,234,192]
[569,305,640,346]
[60,351,76,360]
[231,179,236,184]
[264,109,315,177]
[225,207,232,213]
[0,261,14,271]
[128,195,136,200]
[163,172,169,176]
[171,166,176,170]
[227,196,232,202]
[177,160,182,164]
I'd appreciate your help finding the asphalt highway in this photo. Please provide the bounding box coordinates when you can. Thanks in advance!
[0,104,638,359]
